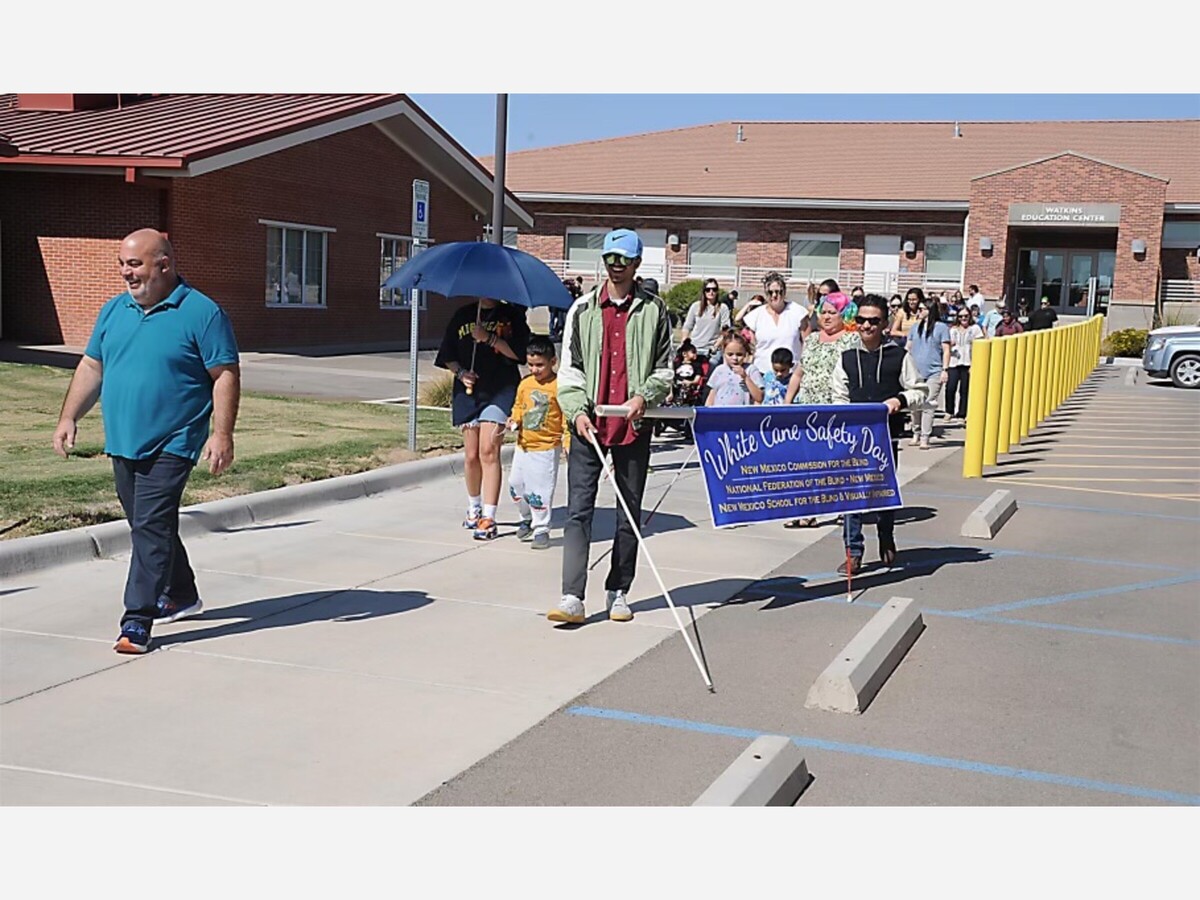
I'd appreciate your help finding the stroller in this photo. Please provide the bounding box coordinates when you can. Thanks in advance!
[655,339,709,440]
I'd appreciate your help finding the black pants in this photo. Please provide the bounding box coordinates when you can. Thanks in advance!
[562,427,652,600]
[112,453,198,630]
[945,365,970,418]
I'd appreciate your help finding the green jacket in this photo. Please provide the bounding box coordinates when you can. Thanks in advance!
[557,284,673,427]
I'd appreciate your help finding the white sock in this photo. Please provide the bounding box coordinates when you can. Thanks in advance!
[467,494,482,512]
[482,504,497,520]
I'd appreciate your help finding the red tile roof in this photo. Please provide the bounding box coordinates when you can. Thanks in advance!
[484,120,1200,204]
[0,93,402,166]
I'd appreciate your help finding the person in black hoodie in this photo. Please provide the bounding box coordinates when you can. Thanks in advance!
[830,294,927,574]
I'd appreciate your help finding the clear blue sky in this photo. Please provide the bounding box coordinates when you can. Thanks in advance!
[410,94,1199,157]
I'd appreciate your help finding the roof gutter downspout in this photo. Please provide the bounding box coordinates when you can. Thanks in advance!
[960,212,970,291]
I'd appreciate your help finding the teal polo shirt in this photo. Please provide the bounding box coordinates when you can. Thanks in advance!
[84,279,239,462]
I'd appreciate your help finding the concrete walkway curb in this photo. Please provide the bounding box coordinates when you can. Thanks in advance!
[960,489,1018,540]
[0,446,513,579]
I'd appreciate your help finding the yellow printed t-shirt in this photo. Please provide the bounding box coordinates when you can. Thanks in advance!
[512,374,565,452]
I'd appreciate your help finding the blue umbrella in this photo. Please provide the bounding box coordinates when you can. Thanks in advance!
[381,241,574,310]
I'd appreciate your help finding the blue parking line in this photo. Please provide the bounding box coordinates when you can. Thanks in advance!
[568,706,1200,805]
[906,491,1200,523]
[738,585,1200,646]
[964,574,1200,617]
[910,543,1197,575]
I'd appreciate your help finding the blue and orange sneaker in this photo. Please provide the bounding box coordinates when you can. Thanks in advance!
[472,517,498,541]
[463,507,482,530]
[113,621,151,655]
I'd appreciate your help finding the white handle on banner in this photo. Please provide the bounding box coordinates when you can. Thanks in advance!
[583,429,714,692]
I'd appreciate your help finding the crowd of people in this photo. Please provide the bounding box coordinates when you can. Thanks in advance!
[58,225,1070,651]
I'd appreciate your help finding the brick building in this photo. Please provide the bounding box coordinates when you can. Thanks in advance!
[486,119,1200,332]
[0,94,532,348]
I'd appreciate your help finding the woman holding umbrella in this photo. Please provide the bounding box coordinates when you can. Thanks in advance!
[435,296,531,540]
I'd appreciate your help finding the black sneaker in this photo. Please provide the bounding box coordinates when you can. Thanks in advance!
[153,596,203,625]
[113,621,151,655]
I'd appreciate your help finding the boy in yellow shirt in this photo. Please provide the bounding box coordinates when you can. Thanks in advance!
[506,335,566,550]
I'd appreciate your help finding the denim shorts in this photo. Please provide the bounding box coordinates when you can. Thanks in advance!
[461,403,509,429]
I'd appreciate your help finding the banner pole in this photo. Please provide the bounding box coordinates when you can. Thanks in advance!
[584,428,715,692]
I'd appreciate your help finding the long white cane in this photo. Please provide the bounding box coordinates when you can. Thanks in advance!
[583,427,714,692]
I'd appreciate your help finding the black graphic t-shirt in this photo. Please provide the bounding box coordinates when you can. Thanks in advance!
[435,301,530,426]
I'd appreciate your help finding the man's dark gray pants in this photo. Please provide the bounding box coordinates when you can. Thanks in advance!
[561,427,652,601]
[112,453,198,630]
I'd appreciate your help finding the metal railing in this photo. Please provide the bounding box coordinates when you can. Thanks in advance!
[1159,279,1200,303]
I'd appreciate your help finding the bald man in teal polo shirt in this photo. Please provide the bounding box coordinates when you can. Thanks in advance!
[54,229,241,654]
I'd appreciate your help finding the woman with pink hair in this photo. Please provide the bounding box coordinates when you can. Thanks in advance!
[781,290,863,528]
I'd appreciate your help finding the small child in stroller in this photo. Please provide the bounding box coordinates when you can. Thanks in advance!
[656,339,709,439]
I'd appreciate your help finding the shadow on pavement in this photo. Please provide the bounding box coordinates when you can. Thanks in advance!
[732,545,993,610]
[154,588,434,648]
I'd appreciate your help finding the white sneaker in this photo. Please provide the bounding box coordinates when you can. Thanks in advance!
[606,590,633,622]
[547,594,585,624]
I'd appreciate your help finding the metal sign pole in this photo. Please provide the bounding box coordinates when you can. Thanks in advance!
[408,240,422,452]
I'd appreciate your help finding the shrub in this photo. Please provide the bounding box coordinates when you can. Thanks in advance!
[418,372,455,407]
[663,279,704,320]
[1101,328,1148,358]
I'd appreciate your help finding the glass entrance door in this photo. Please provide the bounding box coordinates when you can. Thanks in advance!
[1015,248,1113,315]
[1068,254,1094,309]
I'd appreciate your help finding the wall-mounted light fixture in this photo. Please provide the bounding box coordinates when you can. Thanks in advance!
[668,233,681,251]
[902,240,916,254]
[1131,239,1147,255]
[979,237,993,252]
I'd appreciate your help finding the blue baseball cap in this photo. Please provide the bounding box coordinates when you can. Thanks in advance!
[602,228,642,259]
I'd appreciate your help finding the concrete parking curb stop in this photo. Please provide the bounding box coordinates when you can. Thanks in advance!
[960,489,1018,540]
[1123,367,1139,386]
[692,735,811,806]
[0,446,513,579]
[805,596,925,714]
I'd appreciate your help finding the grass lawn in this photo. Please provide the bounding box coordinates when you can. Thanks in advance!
[0,362,464,540]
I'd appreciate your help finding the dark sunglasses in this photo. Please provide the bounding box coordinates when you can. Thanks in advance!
[602,253,635,267]
[766,288,785,296]
[704,286,719,293]
[854,315,884,326]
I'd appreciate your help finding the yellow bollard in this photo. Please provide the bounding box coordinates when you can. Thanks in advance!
[1009,332,1028,447]
[962,338,991,478]
[1019,331,1036,440]
[997,336,1017,455]
[1038,328,1051,423]
[982,335,1006,466]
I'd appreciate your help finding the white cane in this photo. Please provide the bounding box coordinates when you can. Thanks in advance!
[583,423,714,692]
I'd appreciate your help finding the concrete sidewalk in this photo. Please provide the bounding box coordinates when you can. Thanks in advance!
[0,415,957,805]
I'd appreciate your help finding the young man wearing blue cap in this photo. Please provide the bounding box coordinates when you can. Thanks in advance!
[550,228,673,624]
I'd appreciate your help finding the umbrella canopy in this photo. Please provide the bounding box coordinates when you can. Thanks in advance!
[381,241,574,310]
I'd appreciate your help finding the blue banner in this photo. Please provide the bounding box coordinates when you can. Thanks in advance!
[692,404,903,527]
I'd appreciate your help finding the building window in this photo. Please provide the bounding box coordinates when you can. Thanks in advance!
[788,234,841,280]
[565,227,607,273]
[378,234,427,310]
[1162,220,1200,249]
[262,222,331,307]
[688,231,738,276]
[924,237,964,281]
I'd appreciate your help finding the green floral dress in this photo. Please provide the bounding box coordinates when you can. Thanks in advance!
[795,329,862,404]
